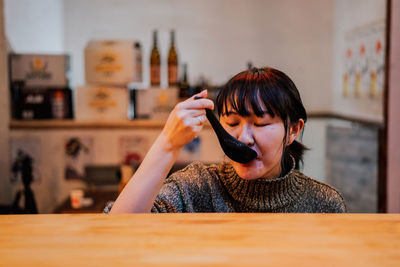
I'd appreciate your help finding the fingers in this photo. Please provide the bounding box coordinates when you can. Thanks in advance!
[179,98,214,110]
[179,89,214,110]
[194,115,207,125]
[176,107,205,120]
[179,111,207,127]
[192,89,208,99]
[162,91,209,150]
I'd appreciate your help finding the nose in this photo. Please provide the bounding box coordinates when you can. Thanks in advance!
[237,124,255,147]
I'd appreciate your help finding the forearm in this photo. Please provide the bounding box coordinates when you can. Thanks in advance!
[109,133,180,213]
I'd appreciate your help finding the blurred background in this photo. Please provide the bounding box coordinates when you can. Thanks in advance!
[0,0,398,214]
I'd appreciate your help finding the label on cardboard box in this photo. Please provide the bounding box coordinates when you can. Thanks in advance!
[85,40,142,86]
[132,87,178,121]
[10,54,69,87]
[76,85,129,121]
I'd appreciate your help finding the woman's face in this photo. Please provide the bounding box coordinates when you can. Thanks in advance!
[219,103,287,180]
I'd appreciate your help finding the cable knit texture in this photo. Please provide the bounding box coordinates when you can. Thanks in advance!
[103,160,346,213]
[148,161,346,213]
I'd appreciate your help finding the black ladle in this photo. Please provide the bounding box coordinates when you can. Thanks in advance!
[194,96,257,163]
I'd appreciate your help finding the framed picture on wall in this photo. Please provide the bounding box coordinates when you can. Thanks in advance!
[64,136,94,180]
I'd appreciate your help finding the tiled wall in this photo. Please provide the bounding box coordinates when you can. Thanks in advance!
[326,122,379,212]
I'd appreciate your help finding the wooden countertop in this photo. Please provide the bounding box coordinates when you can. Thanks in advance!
[0,213,399,266]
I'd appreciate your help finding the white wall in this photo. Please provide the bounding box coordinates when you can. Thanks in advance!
[301,119,329,182]
[64,0,335,112]
[4,0,64,53]
[1,0,64,208]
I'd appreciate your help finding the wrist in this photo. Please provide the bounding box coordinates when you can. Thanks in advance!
[156,131,183,154]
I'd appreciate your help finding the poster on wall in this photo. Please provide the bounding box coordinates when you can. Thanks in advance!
[64,136,94,180]
[10,137,41,184]
[119,135,150,165]
[342,20,385,100]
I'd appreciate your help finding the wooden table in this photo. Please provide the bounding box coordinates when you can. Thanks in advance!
[0,214,399,266]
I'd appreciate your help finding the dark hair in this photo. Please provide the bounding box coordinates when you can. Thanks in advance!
[216,67,308,175]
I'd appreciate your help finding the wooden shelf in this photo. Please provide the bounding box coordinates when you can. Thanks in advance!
[9,112,382,130]
[9,119,212,130]
[9,119,167,129]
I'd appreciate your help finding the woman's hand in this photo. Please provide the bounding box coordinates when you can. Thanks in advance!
[161,89,214,151]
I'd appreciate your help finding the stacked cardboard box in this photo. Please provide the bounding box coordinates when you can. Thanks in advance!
[76,40,142,121]
[9,54,73,120]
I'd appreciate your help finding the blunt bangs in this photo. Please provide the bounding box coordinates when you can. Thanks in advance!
[216,68,307,126]
[217,73,288,121]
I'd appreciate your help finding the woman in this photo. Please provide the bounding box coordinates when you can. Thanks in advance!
[108,67,346,213]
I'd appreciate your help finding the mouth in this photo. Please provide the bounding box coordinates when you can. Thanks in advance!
[237,152,260,165]
[237,158,257,166]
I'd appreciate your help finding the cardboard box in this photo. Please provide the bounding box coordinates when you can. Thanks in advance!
[129,87,178,121]
[85,40,142,86]
[14,86,73,120]
[75,84,129,121]
[9,54,69,87]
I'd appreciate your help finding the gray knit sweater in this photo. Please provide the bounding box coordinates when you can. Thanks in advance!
[105,161,346,213]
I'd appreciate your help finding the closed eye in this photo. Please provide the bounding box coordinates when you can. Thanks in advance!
[254,123,270,127]
[226,122,239,127]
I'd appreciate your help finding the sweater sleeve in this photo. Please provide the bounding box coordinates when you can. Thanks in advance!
[310,180,347,213]
[296,171,347,214]
[151,179,185,213]
[325,190,347,213]
[102,162,211,214]
[151,161,215,213]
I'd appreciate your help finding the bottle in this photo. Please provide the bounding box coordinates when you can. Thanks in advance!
[247,61,253,70]
[168,30,178,87]
[150,30,161,86]
[11,80,24,119]
[134,42,142,82]
[179,63,189,100]
[52,90,65,119]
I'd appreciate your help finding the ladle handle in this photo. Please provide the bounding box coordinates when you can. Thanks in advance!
[193,96,227,139]
[193,96,218,127]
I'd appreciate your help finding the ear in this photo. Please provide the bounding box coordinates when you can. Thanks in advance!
[287,119,305,146]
